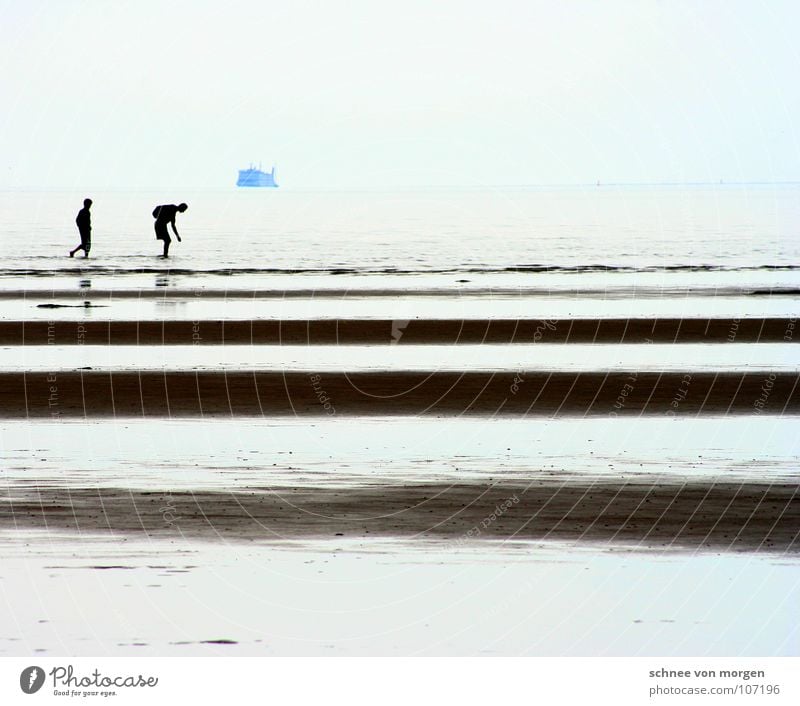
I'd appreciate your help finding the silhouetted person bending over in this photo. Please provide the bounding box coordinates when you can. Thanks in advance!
[152,202,187,258]
[69,198,92,258]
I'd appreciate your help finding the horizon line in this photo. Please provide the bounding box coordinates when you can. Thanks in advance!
[2,179,800,192]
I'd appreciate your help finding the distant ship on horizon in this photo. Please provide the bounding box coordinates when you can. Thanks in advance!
[237,163,278,188]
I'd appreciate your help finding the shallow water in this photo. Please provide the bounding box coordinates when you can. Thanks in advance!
[3,268,800,295]
[2,342,798,372]
[2,185,799,274]
[2,417,798,490]
[5,295,798,322]
[1,532,797,656]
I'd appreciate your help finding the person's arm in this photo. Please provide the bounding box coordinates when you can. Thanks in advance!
[170,216,181,241]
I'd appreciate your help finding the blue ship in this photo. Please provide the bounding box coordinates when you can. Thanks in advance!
[237,164,278,187]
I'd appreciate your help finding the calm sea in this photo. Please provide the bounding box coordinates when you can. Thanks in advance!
[1,185,798,277]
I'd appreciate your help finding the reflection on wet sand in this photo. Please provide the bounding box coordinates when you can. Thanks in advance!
[3,480,798,552]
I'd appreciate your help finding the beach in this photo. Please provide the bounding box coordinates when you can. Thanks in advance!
[0,186,798,657]
[6,4,800,699]
[2,413,799,655]
[5,475,798,551]
[2,316,796,345]
[1,370,798,418]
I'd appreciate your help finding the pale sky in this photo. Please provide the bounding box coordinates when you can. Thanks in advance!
[1,0,798,188]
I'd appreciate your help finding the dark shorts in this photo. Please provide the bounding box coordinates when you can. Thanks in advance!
[79,229,91,251]
[155,222,170,243]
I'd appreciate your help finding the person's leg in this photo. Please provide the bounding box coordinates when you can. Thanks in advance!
[74,230,90,257]
[155,223,169,257]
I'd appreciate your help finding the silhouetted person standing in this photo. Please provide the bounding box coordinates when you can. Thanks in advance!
[152,203,187,258]
[69,198,92,258]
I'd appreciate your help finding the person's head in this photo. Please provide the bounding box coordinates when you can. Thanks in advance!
[178,203,188,212]
[84,198,92,208]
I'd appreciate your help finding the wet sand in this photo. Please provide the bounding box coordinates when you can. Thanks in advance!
[11,296,796,322]
[2,189,799,658]
[4,285,799,300]
[3,414,798,655]
[2,480,797,552]
[3,317,797,345]
[1,370,797,417]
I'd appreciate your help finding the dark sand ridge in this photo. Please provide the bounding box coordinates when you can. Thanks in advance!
[1,371,797,418]
[2,481,798,552]
[4,286,799,300]
[5,263,798,276]
[3,317,797,345]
